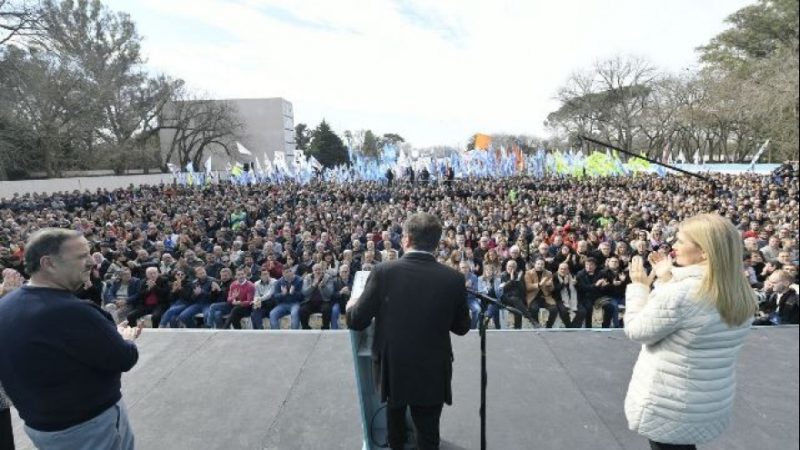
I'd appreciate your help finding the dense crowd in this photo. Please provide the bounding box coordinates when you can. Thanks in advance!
[1,169,798,329]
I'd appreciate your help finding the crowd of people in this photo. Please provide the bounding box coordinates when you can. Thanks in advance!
[1,169,798,330]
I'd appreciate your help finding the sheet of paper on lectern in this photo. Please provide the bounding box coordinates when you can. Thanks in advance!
[350,271,370,301]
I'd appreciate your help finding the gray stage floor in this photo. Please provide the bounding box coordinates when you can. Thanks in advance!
[11,327,799,450]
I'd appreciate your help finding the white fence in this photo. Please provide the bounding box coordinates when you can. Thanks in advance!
[0,173,176,197]
[0,164,785,198]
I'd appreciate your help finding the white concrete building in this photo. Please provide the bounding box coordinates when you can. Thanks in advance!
[159,97,295,170]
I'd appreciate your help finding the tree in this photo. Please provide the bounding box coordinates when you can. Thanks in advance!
[698,0,798,161]
[545,70,606,148]
[0,0,185,179]
[40,0,180,173]
[0,44,100,178]
[593,56,656,152]
[307,119,348,168]
[160,86,242,170]
[465,134,476,151]
[362,129,379,158]
[378,132,405,148]
[1,0,42,46]
[294,123,311,151]
[343,129,365,152]
[699,0,798,71]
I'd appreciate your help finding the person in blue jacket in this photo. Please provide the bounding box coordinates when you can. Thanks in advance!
[269,266,304,329]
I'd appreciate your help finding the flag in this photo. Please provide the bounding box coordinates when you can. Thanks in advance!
[236,142,252,156]
[253,159,264,183]
[231,162,243,178]
[309,156,323,171]
[749,140,770,170]
[474,133,492,151]
[204,156,212,174]
[166,162,179,175]
[612,150,629,175]
[625,153,652,173]
[661,142,671,164]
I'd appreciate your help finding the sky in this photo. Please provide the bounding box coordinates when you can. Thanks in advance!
[106,0,753,148]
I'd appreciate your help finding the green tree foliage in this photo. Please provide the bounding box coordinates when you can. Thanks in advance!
[466,135,476,151]
[0,44,99,178]
[294,123,311,151]
[699,0,798,70]
[362,129,379,159]
[549,0,798,164]
[0,0,182,179]
[307,119,348,168]
[698,0,798,161]
[378,133,404,148]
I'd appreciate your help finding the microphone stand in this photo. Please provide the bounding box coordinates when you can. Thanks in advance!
[467,289,527,450]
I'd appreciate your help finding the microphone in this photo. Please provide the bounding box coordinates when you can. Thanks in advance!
[467,289,498,304]
[466,289,526,317]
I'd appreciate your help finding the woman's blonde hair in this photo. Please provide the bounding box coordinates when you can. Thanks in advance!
[680,214,757,326]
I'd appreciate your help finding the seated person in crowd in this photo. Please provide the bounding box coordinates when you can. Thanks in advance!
[499,260,538,329]
[102,268,140,324]
[176,266,216,328]
[221,268,256,329]
[205,268,234,328]
[159,270,191,327]
[527,259,571,328]
[330,263,353,330]
[602,256,629,328]
[477,263,503,329]
[269,267,304,329]
[575,257,616,328]
[127,267,170,328]
[299,263,335,329]
[754,270,799,325]
[460,261,482,329]
[250,270,278,329]
[553,262,582,327]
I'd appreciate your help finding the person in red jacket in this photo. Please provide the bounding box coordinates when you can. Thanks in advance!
[222,268,256,329]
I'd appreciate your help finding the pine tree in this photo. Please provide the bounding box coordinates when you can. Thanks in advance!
[307,120,348,168]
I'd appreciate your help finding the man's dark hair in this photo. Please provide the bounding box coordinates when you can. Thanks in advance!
[24,228,82,274]
[403,213,442,252]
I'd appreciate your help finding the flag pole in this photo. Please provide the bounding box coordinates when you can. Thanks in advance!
[579,136,711,183]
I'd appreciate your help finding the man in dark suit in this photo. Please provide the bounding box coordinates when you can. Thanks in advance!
[346,213,470,450]
[754,270,799,325]
[127,267,171,328]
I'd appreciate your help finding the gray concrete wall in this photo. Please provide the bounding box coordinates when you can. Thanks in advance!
[158,97,295,171]
[0,173,175,198]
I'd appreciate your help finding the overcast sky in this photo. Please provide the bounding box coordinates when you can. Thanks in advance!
[106,0,752,148]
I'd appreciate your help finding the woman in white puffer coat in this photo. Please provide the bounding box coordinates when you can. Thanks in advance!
[625,214,757,450]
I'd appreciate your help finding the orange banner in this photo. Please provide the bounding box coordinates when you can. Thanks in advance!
[474,133,492,151]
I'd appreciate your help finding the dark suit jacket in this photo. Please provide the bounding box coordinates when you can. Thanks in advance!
[346,251,470,407]
[760,289,799,325]
[135,276,171,307]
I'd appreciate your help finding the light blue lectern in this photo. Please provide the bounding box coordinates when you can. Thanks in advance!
[349,271,415,450]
